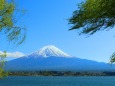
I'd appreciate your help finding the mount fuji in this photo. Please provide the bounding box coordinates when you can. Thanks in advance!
[5,45,115,71]
[28,45,71,58]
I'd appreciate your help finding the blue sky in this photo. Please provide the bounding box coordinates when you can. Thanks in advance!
[0,0,115,62]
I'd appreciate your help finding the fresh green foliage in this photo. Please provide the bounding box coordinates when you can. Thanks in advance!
[0,0,26,78]
[0,68,8,78]
[69,0,115,34]
[0,51,8,78]
[0,0,26,45]
[110,52,115,64]
[69,0,115,63]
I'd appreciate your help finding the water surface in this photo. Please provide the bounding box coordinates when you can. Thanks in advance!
[0,76,115,86]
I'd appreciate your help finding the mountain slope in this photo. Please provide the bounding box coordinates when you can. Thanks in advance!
[5,56,115,71]
[4,45,115,72]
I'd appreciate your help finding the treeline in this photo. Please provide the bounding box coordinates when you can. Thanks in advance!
[8,71,115,76]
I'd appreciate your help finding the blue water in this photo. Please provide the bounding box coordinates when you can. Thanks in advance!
[0,76,115,86]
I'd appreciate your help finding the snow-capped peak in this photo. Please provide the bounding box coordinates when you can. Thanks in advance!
[30,45,71,58]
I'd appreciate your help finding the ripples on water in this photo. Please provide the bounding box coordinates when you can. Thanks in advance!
[0,76,115,86]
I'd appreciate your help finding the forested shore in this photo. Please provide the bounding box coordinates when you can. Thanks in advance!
[8,71,115,76]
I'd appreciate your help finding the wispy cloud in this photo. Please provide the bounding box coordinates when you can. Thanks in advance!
[0,51,25,58]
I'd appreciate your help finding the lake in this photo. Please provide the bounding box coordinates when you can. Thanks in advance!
[0,76,115,86]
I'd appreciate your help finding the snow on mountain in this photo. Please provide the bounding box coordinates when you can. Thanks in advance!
[28,45,71,58]
[5,45,115,71]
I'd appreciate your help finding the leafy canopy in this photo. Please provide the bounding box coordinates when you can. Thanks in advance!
[69,0,115,34]
[0,0,26,45]
[0,0,26,78]
[69,0,115,63]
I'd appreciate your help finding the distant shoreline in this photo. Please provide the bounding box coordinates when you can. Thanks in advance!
[8,71,115,76]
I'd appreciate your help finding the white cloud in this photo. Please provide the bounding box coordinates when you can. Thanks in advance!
[0,51,25,58]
